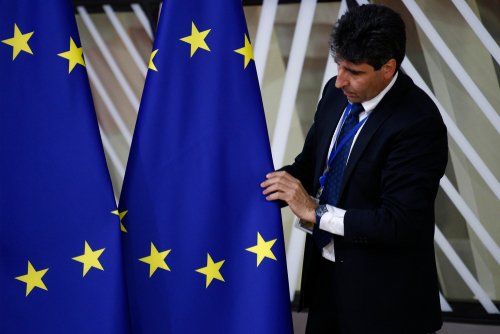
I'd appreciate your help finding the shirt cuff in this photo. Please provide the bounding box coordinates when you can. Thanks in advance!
[318,204,346,236]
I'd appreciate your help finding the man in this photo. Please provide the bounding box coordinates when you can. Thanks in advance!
[261,4,447,334]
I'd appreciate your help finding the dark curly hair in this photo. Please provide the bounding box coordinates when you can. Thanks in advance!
[331,4,406,71]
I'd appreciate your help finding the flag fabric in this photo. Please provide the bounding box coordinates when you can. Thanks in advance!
[119,0,293,332]
[0,1,129,332]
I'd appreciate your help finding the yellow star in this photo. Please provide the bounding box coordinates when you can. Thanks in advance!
[139,242,171,277]
[2,24,34,60]
[111,209,128,233]
[72,241,105,276]
[246,232,277,267]
[15,261,48,296]
[149,49,158,71]
[180,22,211,57]
[234,34,254,69]
[195,253,225,288]
[57,37,85,73]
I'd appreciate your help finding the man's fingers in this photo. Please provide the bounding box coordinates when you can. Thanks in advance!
[262,171,317,222]
[267,171,298,183]
[265,170,288,179]
[264,190,286,201]
[262,171,301,189]
[262,179,294,195]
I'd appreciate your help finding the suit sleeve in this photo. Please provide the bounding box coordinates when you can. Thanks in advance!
[280,119,318,195]
[280,78,335,196]
[344,116,448,245]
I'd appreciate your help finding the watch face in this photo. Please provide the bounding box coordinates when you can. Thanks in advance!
[316,205,329,218]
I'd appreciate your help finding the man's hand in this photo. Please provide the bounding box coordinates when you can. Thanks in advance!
[261,171,318,223]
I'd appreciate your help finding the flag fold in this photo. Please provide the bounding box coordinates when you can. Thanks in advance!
[0,1,129,332]
[119,1,293,332]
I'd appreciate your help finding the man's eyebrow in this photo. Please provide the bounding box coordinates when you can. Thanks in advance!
[334,59,367,75]
[345,67,365,75]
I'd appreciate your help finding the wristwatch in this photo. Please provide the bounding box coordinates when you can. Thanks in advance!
[315,204,328,226]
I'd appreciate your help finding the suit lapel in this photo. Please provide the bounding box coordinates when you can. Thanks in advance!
[340,104,393,190]
[315,92,347,185]
[339,72,411,198]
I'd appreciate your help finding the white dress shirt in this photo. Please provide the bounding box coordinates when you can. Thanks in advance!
[319,72,398,262]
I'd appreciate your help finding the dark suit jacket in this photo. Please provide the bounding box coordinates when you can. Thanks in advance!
[283,72,448,333]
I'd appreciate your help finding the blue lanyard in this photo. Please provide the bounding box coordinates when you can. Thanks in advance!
[319,105,368,188]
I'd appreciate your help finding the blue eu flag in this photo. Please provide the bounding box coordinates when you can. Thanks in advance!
[0,1,129,332]
[119,0,293,332]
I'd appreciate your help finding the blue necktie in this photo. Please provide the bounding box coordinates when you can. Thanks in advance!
[313,103,364,249]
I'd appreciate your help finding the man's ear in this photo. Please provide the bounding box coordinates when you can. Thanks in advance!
[382,58,397,79]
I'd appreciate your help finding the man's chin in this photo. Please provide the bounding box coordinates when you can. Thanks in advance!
[343,92,359,102]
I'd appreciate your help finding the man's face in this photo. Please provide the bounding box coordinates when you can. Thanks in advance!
[334,59,395,103]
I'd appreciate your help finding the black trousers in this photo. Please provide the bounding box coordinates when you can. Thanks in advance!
[305,256,339,334]
[304,256,438,334]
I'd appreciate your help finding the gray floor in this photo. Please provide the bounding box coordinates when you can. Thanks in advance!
[292,312,500,333]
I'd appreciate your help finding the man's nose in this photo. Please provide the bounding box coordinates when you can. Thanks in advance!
[335,70,346,88]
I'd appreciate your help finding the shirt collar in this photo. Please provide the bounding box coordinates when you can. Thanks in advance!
[359,71,398,113]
